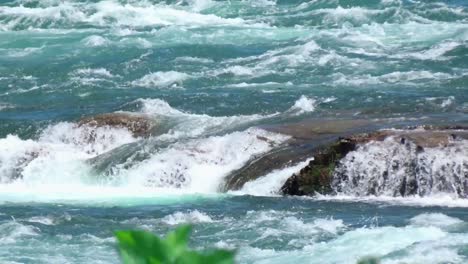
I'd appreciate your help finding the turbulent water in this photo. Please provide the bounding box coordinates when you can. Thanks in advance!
[0,0,468,263]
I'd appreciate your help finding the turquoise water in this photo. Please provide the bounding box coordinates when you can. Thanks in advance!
[0,0,468,263]
[1,196,468,263]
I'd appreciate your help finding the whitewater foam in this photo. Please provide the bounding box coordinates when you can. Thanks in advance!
[0,221,39,244]
[136,98,279,138]
[314,194,468,208]
[110,127,289,192]
[410,213,463,228]
[0,102,14,111]
[82,35,109,47]
[131,71,190,88]
[0,121,138,186]
[73,68,114,78]
[281,216,345,235]
[240,224,447,264]
[162,210,214,225]
[27,216,56,226]
[0,0,250,31]
[288,95,317,115]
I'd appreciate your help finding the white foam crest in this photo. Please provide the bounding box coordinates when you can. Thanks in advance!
[441,96,455,108]
[322,97,337,103]
[131,71,190,88]
[254,40,322,68]
[245,210,293,223]
[228,81,293,89]
[80,234,114,243]
[235,159,313,196]
[113,128,289,193]
[304,225,446,263]
[0,102,14,111]
[214,240,236,250]
[0,0,251,31]
[39,122,137,155]
[409,213,463,228]
[0,0,265,31]
[173,56,214,64]
[333,70,455,86]
[425,96,456,109]
[27,216,55,226]
[382,233,468,264]
[282,216,345,235]
[0,184,223,204]
[0,2,87,30]
[379,71,453,83]
[0,135,42,183]
[314,194,468,208]
[3,46,44,57]
[161,210,214,225]
[398,41,461,60]
[137,98,279,138]
[86,0,246,28]
[0,221,39,244]
[0,122,138,185]
[216,66,255,76]
[239,225,447,264]
[120,37,153,48]
[288,95,317,115]
[312,218,346,235]
[315,6,381,25]
[73,68,114,78]
[82,35,110,47]
[185,0,216,12]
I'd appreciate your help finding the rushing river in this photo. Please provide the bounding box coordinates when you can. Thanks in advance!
[0,0,467,263]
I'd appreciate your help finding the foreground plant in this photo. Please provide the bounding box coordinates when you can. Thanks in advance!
[115,225,379,264]
[115,225,235,264]
[357,257,380,264]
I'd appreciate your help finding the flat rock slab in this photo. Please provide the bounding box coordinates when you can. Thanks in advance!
[79,112,157,137]
[262,119,373,141]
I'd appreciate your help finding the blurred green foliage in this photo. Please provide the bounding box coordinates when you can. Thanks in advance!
[115,225,380,264]
[115,225,235,264]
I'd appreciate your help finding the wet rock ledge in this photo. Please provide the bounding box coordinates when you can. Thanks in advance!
[280,127,468,197]
[79,112,157,137]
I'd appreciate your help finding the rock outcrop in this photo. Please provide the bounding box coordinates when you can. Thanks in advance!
[281,128,468,197]
[222,119,375,191]
[222,143,316,191]
[78,112,156,137]
[280,137,357,196]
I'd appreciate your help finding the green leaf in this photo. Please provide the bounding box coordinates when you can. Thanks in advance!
[115,230,170,264]
[115,225,235,264]
[164,225,192,262]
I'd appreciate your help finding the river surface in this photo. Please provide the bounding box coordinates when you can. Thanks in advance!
[0,0,467,263]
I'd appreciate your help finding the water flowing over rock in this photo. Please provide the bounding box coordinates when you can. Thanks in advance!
[223,119,374,191]
[281,128,468,198]
[333,129,468,198]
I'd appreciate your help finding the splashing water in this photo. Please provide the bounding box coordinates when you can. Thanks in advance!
[1,0,468,263]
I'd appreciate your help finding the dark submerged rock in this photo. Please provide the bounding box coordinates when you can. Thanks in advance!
[280,137,359,196]
[222,119,376,192]
[222,143,317,191]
